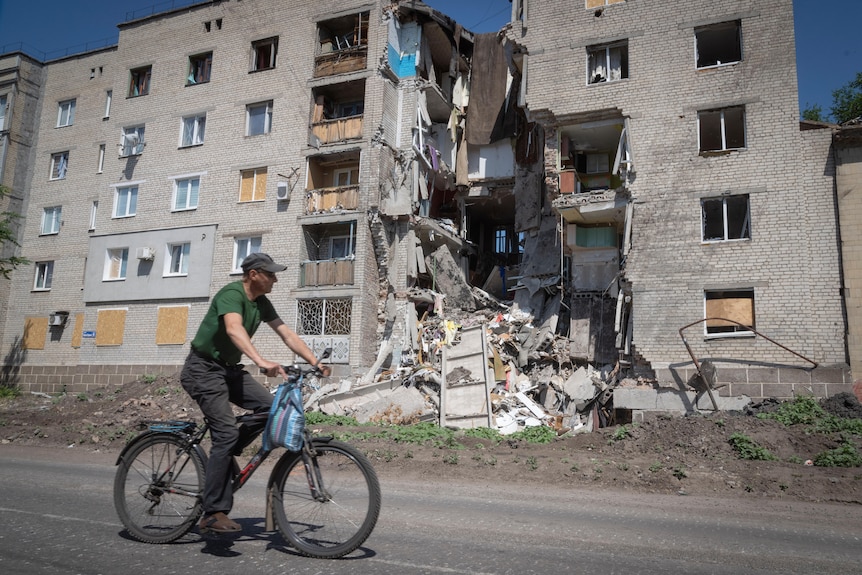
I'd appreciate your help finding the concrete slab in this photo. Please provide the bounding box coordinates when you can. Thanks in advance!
[614,387,751,413]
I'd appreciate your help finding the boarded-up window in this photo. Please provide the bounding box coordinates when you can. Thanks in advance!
[705,290,754,335]
[239,168,267,202]
[586,0,625,8]
[95,308,127,346]
[71,313,85,348]
[156,306,189,345]
[23,317,48,350]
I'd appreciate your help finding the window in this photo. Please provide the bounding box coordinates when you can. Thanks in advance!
[698,106,745,152]
[120,126,145,156]
[57,99,76,127]
[587,41,628,84]
[89,200,98,231]
[239,167,267,202]
[165,242,191,276]
[695,21,742,68]
[128,66,152,97]
[586,0,625,7]
[41,206,62,235]
[494,228,508,254]
[296,298,352,361]
[113,185,138,218]
[50,152,69,180]
[180,114,206,146]
[251,37,278,71]
[586,153,609,174]
[702,195,750,242]
[333,167,358,186]
[704,289,754,336]
[329,236,355,259]
[0,94,7,128]
[104,90,112,118]
[34,261,54,290]
[233,236,262,272]
[104,248,129,280]
[337,101,363,117]
[187,52,212,85]
[246,101,272,136]
[172,177,200,211]
[574,226,617,248]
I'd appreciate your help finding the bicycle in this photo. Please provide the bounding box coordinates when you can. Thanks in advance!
[113,353,381,559]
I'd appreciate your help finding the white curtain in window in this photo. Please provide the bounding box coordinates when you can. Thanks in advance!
[609,47,623,81]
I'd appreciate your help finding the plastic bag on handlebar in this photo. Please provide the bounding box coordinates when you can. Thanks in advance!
[262,381,305,452]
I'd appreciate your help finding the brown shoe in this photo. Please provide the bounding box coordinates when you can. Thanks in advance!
[199,512,241,534]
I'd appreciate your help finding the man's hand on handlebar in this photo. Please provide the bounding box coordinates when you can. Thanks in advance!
[258,361,287,379]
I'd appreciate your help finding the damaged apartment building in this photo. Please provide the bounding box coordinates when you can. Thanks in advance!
[0,0,856,423]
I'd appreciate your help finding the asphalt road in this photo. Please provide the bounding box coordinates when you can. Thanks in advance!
[1,446,860,575]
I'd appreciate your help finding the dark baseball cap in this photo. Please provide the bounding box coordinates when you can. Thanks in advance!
[241,252,288,273]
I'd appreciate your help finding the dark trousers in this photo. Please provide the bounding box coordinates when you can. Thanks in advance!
[180,351,272,515]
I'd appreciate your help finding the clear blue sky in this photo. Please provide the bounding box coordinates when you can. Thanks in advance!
[0,0,857,121]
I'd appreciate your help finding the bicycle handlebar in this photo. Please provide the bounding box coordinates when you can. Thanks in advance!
[260,347,332,379]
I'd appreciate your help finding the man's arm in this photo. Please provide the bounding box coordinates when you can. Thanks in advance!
[223,312,285,377]
[268,318,332,377]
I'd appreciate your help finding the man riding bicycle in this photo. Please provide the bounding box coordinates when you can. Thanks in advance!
[180,252,331,534]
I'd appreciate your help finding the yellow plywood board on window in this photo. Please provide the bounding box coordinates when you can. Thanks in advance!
[706,298,753,327]
[96,309,127,346]
[71,313,85,348]
[23,317,48,350]
[240,170,254,202]
[156,306,189,345]
[586,0,624,8]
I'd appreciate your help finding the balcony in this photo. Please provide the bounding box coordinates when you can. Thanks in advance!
[306,185,359,214]
[315,11,369,78]
[300,258,355,287]
[311,115,363,145]
[314,46,368,78]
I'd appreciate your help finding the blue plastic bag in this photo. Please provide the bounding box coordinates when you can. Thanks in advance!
[262,382,305,451]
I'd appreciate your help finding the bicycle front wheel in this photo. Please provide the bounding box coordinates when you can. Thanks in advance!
[271,440,381,558]
[113,433,205,543]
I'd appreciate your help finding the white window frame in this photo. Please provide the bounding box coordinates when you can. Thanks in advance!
[34,261,54,291]
[97,144,106,173]
[113,185,138,218]
[698,106,746,152]
[233,236,262,272]
[0,94,7,129]
[251,37,278,71]
[328,235,355,259]
[41,206,62,235]
[695,20,742,69]
[50,152,69,180]
[120,125,145,157]
[333,168,356,186]
[128,66,151,97]
[104,248,129,281]
[57,99,76,127]
[704,289,755,338]
[587,41,628,84]
[187,52,213,85]
[89,200,98,231]
[180,113,206,147]
[586,0,625,7]
[104,90,112,118]
[701,195,751,243]
[171,174,202,211]
[246,101,273,136]
[164,242,191,276]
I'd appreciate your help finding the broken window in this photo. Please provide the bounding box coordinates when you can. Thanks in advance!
[318,12,369,53]
[586,0,625,7]
[50,152,69,180]
[702,195,750,242]
[120,125,145,156]
[251,37,278,71]
[187,52,212,85]
[128,66,151,97]
[704,289,754,336]
[698,106,745,152]
[34,261,54,291]
[695,20,742,68]
[587,41,628,84]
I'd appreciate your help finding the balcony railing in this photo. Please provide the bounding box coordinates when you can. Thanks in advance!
[314,46,368,77]
[300,258,355,287]
[306,185,359,214]
[311,115,363,145]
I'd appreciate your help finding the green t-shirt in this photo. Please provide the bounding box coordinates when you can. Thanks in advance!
[191,281,278,366]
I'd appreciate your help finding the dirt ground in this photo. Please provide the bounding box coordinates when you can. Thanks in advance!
[2,375,862,505]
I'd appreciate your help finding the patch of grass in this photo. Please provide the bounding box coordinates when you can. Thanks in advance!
[443,453,459,465]
[569,463,579,472]
[728,432,777,461]
[305,411,360,426]
[509,425,556,444]
[813,438,862,467]
[462,427,502,443]
[611,424,633,441]
[814,415,862,436]
[76,393,88,402]
[757,395,824,426]
[140,374,158,384]
[526,456,538,471]
[649,461,663,472]
[155,386,170,396]
[672,466,688,479]
[0,385,21,399]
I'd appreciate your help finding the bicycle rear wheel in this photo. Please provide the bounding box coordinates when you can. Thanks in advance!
[271,439,381,558]
[114,433,205,543]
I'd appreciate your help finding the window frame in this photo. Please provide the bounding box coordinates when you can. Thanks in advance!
[41,206,62,235]
[57,99,76,127]
[187,51,213,85]
[103,90,112,118]
[251,37,278,71]
[233,236,262,272]
[164,242,191,277]
[333,167,357,186]
[172,175,201,211]
[704,289,755,337]
[34,261,54,291]
[97,144,106,173]
[246,101,273,136]
[113,185,138,218]
[586,40,629,84]
[701,194,751,243]
[586,0,626,8]
[698,106,746,153]
[239,167,267,202]
[89,200,98,231]
[49,151,69,180]
[104,247,129,281]
[128,65,152,97]
[120,125,146,157]
[180,113,206,147]
[695,20,742,69]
